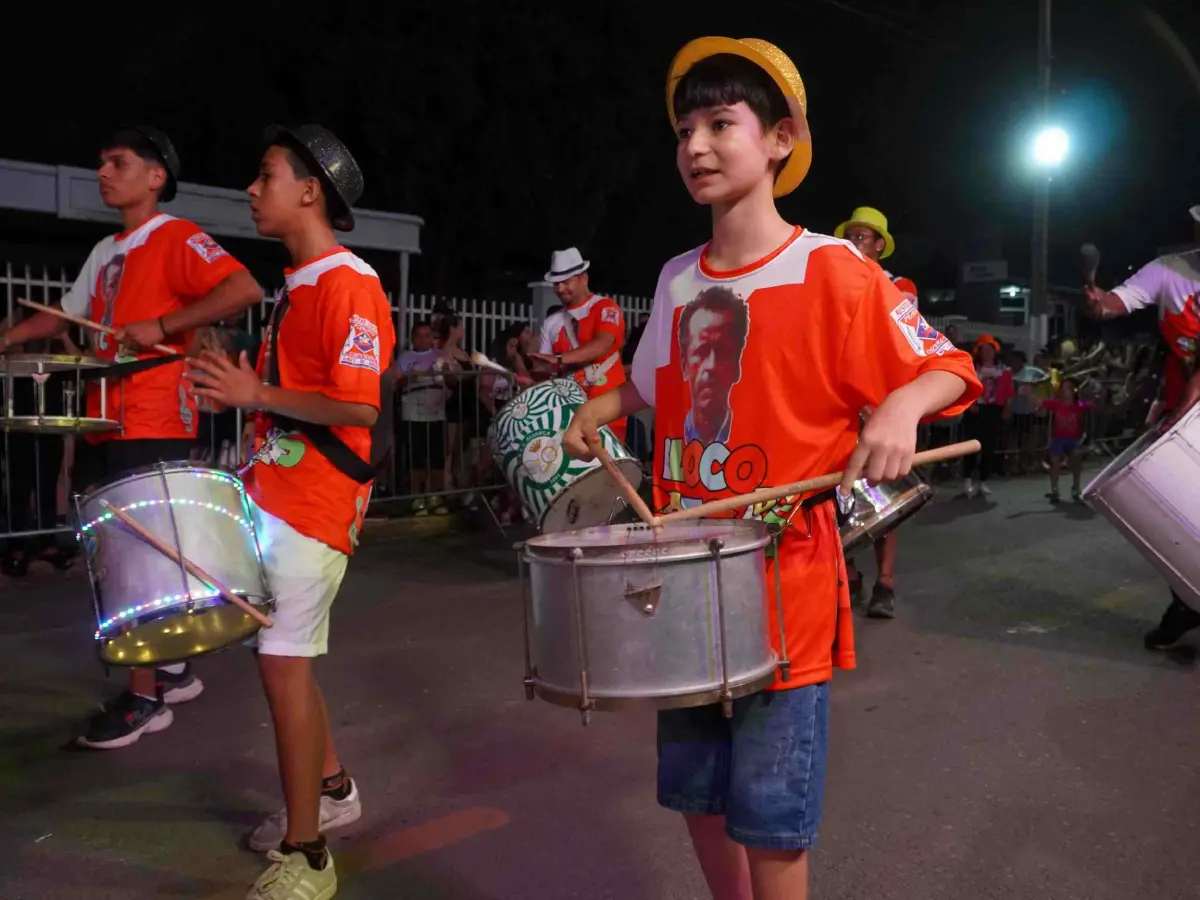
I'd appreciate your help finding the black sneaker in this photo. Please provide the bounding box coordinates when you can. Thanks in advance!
[847,570,864,604]
[1145,596,1200,651]
[77,691,174,750]
[1046,490,1060,504]
[157,664,205,705]
[867,583,896,619]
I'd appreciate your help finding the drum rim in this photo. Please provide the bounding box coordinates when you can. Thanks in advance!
[0,414,121,433]
[531,661,779,711]
[0,352,111,370]
[77,461,243,506]
[537,456,644,532]
[525,517,772,562]
[841,483,934,555]
[96,597,273,667]
[1082,422,1169,499]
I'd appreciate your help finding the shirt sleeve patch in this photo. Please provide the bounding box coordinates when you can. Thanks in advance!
[186,232,230,263]
[339,315,381,373]
[889,299,945,357]
[600,304,621,325]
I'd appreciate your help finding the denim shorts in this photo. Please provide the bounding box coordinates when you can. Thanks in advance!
[657,682,830,851]
[1050,437,1080,457]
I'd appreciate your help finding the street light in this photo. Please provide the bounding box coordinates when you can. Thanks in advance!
[1032,126,1069,167]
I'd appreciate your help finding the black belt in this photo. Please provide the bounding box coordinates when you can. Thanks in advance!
[76,354,183,382]
[801,488,837,510]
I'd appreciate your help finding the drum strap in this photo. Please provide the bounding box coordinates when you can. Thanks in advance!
[802,488,837,511]
[263,293,394,485]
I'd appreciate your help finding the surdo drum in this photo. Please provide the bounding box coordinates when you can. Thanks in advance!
[1,353,120,435]
[489,378,641,532]
[1083,403,1200,611]
[77,463,273,666]
[519,520,787,724]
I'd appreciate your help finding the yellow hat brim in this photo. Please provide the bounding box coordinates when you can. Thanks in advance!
[667,37,812,198]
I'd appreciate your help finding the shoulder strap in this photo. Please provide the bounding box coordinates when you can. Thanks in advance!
[265,292,393,485]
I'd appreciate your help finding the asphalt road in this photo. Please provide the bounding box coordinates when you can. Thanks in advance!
[1,471,1196,899]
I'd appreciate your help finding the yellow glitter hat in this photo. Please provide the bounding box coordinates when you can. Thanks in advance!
[667,37,812,198]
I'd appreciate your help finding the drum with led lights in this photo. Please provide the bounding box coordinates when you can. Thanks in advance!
[76,462,273,666]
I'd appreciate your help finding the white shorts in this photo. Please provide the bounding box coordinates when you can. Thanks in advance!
[246,499,349,658]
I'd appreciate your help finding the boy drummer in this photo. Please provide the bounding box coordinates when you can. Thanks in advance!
[188,124,394,900]
[564,38,980,899]
[0,126,262,749]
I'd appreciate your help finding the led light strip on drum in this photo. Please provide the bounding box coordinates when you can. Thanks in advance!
[93,588,250,639]
[77,497,254,538]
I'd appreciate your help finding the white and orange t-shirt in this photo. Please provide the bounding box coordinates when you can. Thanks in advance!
[631,226,981,690]
[539,294,627,398]
[886,271,919,306]
[60,213,247,443]
[243,248,396,556]
[1112,249,1200,410]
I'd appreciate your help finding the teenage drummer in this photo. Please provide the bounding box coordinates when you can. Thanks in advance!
[1082,205,1200,651]
[529,248,629,443]
[564,38,981,899]
[187,124,393,900]
[0,126,262,749]
[833,206,920,619]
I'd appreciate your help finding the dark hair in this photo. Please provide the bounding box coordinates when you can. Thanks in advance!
[101,128,169,196]
[677,286,750,352]
[278,145,316,180]
[432,311,462,342]
[411,320,433,339]
[673,54,791,132]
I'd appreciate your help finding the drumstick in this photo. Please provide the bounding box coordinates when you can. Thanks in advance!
[657,440,981,525]
[98,500,274,629]
[17,298,178,356]
[588,435,660,529]
[470,350,515,376]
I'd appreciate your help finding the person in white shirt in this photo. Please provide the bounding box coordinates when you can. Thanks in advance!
[394,321,449,515]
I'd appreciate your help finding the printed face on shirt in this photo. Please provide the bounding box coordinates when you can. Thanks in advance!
[674,103,794,206]
[247,146,322,239]
[552,272,590,307]
[97,147,167,209]
[679,287,749,444]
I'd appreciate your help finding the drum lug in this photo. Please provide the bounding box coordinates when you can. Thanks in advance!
[624,584,662,617]
[771,532,791,683]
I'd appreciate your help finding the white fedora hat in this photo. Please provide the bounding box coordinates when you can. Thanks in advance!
[1190,204,1200,223]
[545,247,590,283]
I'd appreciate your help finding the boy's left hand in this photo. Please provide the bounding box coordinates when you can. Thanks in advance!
[840,392,922,494]
[186,350,263,410]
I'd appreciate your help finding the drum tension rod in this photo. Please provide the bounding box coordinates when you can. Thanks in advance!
[515,542,536,702]
[770,529,791,682]
[709,538,734,719]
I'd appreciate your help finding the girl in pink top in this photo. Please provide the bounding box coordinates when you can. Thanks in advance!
[1038,378,1090,503]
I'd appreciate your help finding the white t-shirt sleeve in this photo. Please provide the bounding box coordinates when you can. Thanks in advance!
[538,315,556,354]
[630,270,673,408]
[60,240,107,317]
[1111,258,1167,313]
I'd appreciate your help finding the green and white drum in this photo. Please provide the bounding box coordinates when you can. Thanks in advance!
[488,378,642,532]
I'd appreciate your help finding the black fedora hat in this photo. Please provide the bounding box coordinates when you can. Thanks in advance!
[263,124,363,232]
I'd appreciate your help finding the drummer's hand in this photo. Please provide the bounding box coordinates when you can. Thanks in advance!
[514,373,534,388]
[185,350,263,409]
[563,408,601,462]
[118,318,166,352]
[840,391,921,494]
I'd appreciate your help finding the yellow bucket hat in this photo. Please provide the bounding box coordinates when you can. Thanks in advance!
[667,37,812,198]
[834,206,895,259]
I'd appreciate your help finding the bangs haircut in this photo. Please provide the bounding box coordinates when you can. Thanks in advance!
[672,54,791,131]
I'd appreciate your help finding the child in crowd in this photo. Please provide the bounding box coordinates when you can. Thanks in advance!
[1039,377,1090,503]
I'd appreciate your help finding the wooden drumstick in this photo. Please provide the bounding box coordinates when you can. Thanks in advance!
[657,440,981,525]
[17,298,178,356]
[98,500,273,628]
[588,435,661,529]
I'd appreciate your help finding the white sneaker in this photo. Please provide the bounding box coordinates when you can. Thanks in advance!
[964,478,977,498]
[978,482,993,497]
[246,849,336,900]
[248,779,362,853]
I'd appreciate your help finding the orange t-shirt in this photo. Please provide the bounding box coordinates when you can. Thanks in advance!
[539,294,628,439]
[243,248,396,556]
[60,213,247,442]
[630,227,982,690]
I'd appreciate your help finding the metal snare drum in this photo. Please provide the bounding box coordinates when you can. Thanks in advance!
[519,520,781,724]
[840,471,934,555]
[76,462,273,666]
[1,353,119,434]
[489,378,641,532]
[1083,404,1200,611]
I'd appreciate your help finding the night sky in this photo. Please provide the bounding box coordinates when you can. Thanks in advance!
[2,0,1198,298]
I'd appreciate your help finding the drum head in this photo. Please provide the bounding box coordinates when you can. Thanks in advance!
[539,459,643,533]
[527,517,771,561]
[1,416,120,435]
[1082,425,1163,500]
[0,353,110,376]
[98,600,268,667]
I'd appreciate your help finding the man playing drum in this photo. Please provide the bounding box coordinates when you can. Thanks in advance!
[0,126,263,749]
[529,248,629,443]
[834,206,919,619]
[564,38,981,900]
[1083,206,1200,651]
[188,124,394,900]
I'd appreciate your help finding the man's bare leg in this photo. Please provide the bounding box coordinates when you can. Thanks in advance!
[316,687,343,781]
[684,814,752,900]
[747,848,809,900]
[874,532,896,589]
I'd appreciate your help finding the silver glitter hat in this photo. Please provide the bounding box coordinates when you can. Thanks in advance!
[263,123,363,232]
